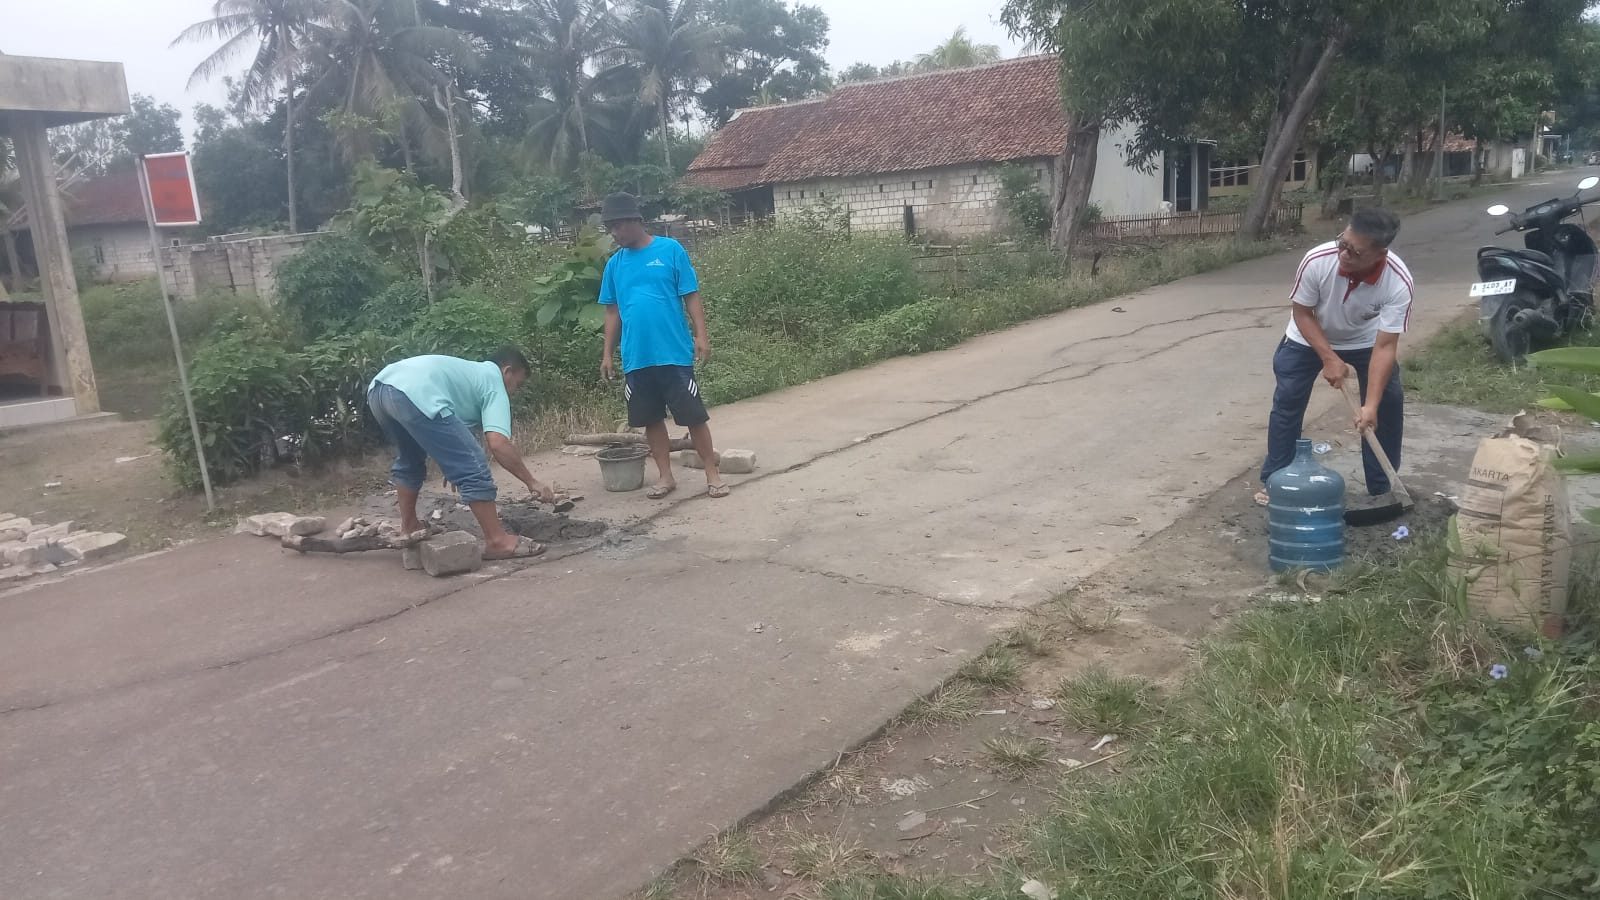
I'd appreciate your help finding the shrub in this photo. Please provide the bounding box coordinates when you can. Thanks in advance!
[837,298,962,364]
[408,289,522,360]
[158,321,402,487]
[81,280,268,369]
[358,278,429,332]
[696,227,921,339]
[274,233,393,338]
[999,164,1052,238]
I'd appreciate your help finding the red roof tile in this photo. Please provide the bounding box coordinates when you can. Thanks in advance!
[686,56,1068,188]
[9,170,147,230]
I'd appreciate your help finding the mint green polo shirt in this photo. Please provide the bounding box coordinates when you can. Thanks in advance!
[371,356,513,438]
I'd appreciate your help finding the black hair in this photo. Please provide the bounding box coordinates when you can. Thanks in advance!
[1349,207,1401,248]
[490,346,531,374]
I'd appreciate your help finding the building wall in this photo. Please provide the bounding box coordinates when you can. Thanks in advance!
[160,232,325,302]
[772,160,1055,237]
[1208,148,1319,198]
[1088,122,1165,215]
[71,224,158,282]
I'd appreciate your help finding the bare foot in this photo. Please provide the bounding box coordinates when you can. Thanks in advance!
[484,535,519,557]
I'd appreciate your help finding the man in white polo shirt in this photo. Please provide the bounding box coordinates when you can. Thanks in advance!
[1259,207,1413,504]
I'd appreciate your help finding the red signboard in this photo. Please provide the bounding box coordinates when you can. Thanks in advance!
[141,152,202,227]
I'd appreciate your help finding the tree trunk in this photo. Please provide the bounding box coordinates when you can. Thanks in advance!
[573,72,591,151]
[660,95,673,172]
[284,72,299,234]
[1242,27,1349,240]
[1472,138,1484,186]
[419,234,433,304]
[1050,112,1100,254]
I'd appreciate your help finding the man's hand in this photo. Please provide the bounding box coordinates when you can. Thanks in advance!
[527,480,557,505]
[1320,357,1348,389]
[1355,404,1378,434]
[695,336,712,364]
[601,356,615,381]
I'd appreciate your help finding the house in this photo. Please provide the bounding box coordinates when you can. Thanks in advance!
[4,170,164,284]
[1206,148,1320,199]
[685,56,1208,237]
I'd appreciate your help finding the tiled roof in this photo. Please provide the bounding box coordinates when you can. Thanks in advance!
[8,170,148,230]
[686,56,1067,189]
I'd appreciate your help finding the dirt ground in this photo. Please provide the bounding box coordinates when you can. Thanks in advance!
[638,411,1475,899]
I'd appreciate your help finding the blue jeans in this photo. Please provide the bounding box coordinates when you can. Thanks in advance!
[1261,338,1403,495]
[367,382,497,502]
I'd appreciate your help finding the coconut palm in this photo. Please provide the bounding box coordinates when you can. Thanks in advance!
[174,0,327,233]
[914,26,1002,73]
[606,0,736,170]
[518,0,617,172]
[303,0,476,174]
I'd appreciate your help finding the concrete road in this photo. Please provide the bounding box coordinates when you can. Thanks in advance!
[2,173,1586,899]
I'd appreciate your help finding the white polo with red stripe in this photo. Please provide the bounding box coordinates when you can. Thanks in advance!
[1284,241,1414,351]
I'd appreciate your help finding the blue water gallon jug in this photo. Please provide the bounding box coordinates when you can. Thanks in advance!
[1266,438,1346,572]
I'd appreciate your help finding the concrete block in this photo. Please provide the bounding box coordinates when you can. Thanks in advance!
[676,449,710,470]
[238,513,326,538]
[59,532,127,562]
[26,522,71,542]
[720,449,757,475]
[0,527,26,543]
[420,531,482,577]
[1,540,48,566]
[0,565,41,585]
[401,545,423,571]
[0,516,30,531]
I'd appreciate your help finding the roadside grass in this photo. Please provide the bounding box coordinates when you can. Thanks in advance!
[956,647,1024,690]
[820,536,1600,899]
[1406,314,1600,412]
[898,681,983,730]
[1054,667,1159,734]
[687,829,761,888]
[982,735,1052,777]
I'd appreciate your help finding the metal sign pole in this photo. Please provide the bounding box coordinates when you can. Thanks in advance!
[136,160,216,512]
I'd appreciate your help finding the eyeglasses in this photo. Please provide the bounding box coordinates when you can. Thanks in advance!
[1336,237,1366,259]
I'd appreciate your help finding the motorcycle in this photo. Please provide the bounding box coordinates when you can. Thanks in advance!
[1475,174,1600,364]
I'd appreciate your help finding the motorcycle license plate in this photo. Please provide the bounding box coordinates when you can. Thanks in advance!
[1471,279,1517,297]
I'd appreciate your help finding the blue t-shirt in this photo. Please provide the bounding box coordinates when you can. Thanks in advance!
[597,236,699,373]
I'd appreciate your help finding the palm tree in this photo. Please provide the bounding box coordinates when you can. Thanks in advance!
[914,27,1002,73]
[174,0,326,233]
[518,0,616,172]
[304,0,476,174]
[606,0,736,170]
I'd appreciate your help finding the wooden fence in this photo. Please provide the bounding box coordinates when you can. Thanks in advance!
[1088,203,1304,241]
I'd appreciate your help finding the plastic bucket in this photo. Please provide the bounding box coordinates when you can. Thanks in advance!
[596,444,650,492]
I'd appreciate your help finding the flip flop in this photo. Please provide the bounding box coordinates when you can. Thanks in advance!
[707,483,731,499]
[483,536,546,561]
[647,483,678,500]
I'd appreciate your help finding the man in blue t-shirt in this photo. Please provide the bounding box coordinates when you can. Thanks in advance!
[597,192,727,499]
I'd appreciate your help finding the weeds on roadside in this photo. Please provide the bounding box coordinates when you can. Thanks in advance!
[957,647,1023,690]
[983,735,1051,777]
[688,830,760,886]
[1001,625,1053,658]
[1055,667,1158,734]
[898,682,981,729]
[783,831,868,881]
[1406,316,1600,412]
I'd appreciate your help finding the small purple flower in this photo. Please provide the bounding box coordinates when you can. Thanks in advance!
[1392,526,1411,541]
[1489,664,1509,680]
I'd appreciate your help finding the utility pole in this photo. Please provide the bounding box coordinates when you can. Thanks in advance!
[1436,83,1447,202]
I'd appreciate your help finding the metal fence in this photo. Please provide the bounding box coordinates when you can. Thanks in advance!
[1087,203,1304,241]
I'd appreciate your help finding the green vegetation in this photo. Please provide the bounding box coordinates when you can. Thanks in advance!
[824,538,1600,898]
[1406,316,1600,412]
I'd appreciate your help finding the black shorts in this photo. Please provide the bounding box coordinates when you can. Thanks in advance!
[624,365,709,428]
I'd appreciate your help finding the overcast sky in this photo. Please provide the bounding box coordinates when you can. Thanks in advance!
[3,0,1024,139]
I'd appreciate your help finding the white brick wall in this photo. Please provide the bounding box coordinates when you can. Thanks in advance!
[71,224,159,283]
[772,160,1056,238]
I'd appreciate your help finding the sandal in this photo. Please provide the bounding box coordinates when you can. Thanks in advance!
[647,483,678,500]
[707,483,731,499]
[483,536,546,561]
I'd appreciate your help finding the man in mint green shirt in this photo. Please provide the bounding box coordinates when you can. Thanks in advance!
[368,348,554,559]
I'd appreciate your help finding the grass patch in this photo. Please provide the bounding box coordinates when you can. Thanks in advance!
[1001,625,1053,658]
[688,830,760,886]
[957,647,1023,690]
[1406,314,1600,412]
[783,831,868,881]
[899,682,981,730]
[1055,667,1158,734]
[836,537,1600,899]
[982,735,1051,777]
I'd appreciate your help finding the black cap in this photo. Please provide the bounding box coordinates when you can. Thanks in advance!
[600,192,643,223]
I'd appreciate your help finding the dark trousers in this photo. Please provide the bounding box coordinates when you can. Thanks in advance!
[1261,338,1403,495]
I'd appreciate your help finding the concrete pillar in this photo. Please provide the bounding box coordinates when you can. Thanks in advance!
[12,118,99,413]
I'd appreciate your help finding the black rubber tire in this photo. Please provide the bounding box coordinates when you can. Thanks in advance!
[1488,298,1532,365]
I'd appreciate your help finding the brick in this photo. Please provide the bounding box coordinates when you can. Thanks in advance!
[0,527,25,543]
[401,546,423,571]
[420,531,482,577]
[1,540,48,567]
[238,513,326,538]
[719,449,757,475]
[26,522,71,542]
[59,532,128,562]
[0,516,30,531]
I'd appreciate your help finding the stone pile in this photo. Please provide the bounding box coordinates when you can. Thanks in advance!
[0,514,129,586]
